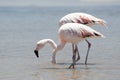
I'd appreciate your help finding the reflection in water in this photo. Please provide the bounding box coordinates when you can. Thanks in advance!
[32,65,99,80]
[31,61,120,80]
[70,69,85,80]
[32,72,41,80]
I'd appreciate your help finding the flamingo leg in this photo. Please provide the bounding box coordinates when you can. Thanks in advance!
[75,45,80,62]
[85,39,91,65]
[69,44,76,69]
[69,44,80,69]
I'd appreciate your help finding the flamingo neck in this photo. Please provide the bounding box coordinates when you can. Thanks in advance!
[36,39,57,51]
[46,39,57,49]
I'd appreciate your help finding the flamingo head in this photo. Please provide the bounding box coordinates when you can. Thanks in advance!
[34,50,39,58]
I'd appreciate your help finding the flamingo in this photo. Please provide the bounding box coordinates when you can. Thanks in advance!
[34,23,105,68]
[59,12,107,64]
[59,12,107,27]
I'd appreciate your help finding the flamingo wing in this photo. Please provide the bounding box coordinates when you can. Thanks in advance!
[78,24,105,38]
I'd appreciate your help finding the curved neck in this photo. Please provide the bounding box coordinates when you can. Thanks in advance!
[46,39,57,49]
[36,39,65,54]
[36,39,57,51]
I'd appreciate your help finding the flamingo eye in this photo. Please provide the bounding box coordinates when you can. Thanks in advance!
[92,20,95,23]
[83,22,88,24]
[86,34,91,37]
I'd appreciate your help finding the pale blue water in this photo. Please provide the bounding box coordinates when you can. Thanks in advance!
[0,4,120,80]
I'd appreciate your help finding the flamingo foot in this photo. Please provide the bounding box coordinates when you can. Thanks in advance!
[51,60,56,64]
[68,63,75,69]
[69,54,76,69]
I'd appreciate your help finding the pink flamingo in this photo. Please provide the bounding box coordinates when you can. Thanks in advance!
[34,23,105,68]
[59,12,107,27]
[59,12,107,64]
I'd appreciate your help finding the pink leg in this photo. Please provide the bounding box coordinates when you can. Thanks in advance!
[75,45,80,61]
[69,44,76,69]
[85,39,91,65]
[69,44,80,69]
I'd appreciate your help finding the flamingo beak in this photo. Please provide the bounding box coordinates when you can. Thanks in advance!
[34,50,39,58]
[96,20,108,28]
[100,21,108,28]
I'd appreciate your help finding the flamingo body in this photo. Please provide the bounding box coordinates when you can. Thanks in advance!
[59,12,107,27]
[58,23,104,44]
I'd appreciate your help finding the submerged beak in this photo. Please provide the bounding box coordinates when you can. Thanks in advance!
[34,50,39,58]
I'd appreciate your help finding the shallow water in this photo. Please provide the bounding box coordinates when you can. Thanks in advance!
[0,4,120,80]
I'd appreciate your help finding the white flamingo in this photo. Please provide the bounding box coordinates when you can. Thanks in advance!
[59,12,107,27]
[59,12,107,64]
[34,23,105,68]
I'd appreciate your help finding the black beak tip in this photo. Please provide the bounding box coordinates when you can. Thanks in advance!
[34,50,39,58]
